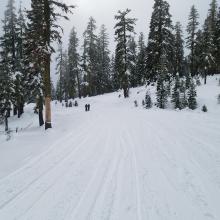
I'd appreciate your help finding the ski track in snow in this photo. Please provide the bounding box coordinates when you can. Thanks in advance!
[0,77,220,220]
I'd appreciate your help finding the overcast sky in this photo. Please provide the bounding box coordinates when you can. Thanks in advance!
[0,0,212,80]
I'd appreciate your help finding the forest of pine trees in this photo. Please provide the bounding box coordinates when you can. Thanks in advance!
[0,0,220,129]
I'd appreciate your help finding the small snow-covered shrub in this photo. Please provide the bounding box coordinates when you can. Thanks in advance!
[74,101,78,107]
[202,105,208,112]
[145,91,152,109]
[6,130,12,141]
[134,100,138,107]
[196,78,201,86]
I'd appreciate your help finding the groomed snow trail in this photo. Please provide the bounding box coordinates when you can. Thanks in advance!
[0,81,220,220]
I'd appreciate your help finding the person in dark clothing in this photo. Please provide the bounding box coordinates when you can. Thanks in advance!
[88,104,90,111]
[85,104,88,112]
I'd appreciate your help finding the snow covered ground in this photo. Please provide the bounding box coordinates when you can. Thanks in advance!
[0,76,220,220]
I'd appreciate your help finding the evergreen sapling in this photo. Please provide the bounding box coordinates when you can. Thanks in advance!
[187,78,197,110]
[145,90,152,109]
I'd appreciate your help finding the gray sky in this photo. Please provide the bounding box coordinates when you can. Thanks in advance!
[0,0,211,80]
[61,0,211,51]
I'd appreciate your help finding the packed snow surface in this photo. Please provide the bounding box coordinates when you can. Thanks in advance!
[0,76,220,220]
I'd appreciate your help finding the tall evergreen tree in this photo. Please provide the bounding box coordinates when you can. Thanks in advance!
[208,0,218,73]
[127,36,137,88]
[56,43,66,102]
[15,4,26,117]
[97,24,111,94]
[156,55,169,109]
[136,32,146,85]
[68,27,81,98]
[171,73,181,109]
[145,0,174,82]
[187,78,197,110]
[27,0,73,129]
[194,30,204,75]
[26,0,45,126]
[114,9,136,98]
[186,5,199,76]
[110,54,119,91]
[56,48,70,101]
[82,17,99,96]
[200,18,215,84]
[0,23,13,120]
[216,7,220,73]
[173,22,184,77]
[0,0,19,118]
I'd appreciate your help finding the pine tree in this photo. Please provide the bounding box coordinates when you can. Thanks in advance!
[171,73,181,109]
[55,49,69,102]
[216,7,220,73]
[97,24,111,94]
[26,0,45,126]
[0,41,13,120]
[200,18,215,84]
[208,0,218,73]
[173,22,184,77]
[15,4,26,118]
[62,51,70,101]
[110,54,119,91]
[82,17,99,96]
[179,78,188,108]
[145,0,174,82]
[128,36,137,88]
[136,32,146,85]
[68,27,81,98]
[194,30,204,74]
[56,43,66,102]
[186,5,199,76]
[27,0,74,129]
[156,75,168,109]
[187,78,197,110]
[156,55,169,109]
[0,0,19,118]
[145,90,152,109]
[114,9,136,98]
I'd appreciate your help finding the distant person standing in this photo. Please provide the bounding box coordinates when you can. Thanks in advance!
[88,104,90,111]
[85,104,88,112]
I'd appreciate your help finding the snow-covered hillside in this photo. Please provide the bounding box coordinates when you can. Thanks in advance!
[0,76,220,220]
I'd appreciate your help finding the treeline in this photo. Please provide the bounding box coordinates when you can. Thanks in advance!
[0,0,220,129]
[56,0,220,102]
[0,0,73,129]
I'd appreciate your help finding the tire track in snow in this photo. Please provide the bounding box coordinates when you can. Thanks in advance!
[0,113,103,211]
[142,118,219,219]
[13,120,109,220]
[122,130,142,220]
[66,125,114,220]
[84,129,123,220]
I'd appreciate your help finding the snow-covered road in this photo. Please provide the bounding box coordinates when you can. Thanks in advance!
[0,81,220,220]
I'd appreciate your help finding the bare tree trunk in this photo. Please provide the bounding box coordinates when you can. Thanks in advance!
[44,0,52,130]
[44,55,52,130]
[38,96,44,126]
[13,105,17,116]
[5,116,8,132]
